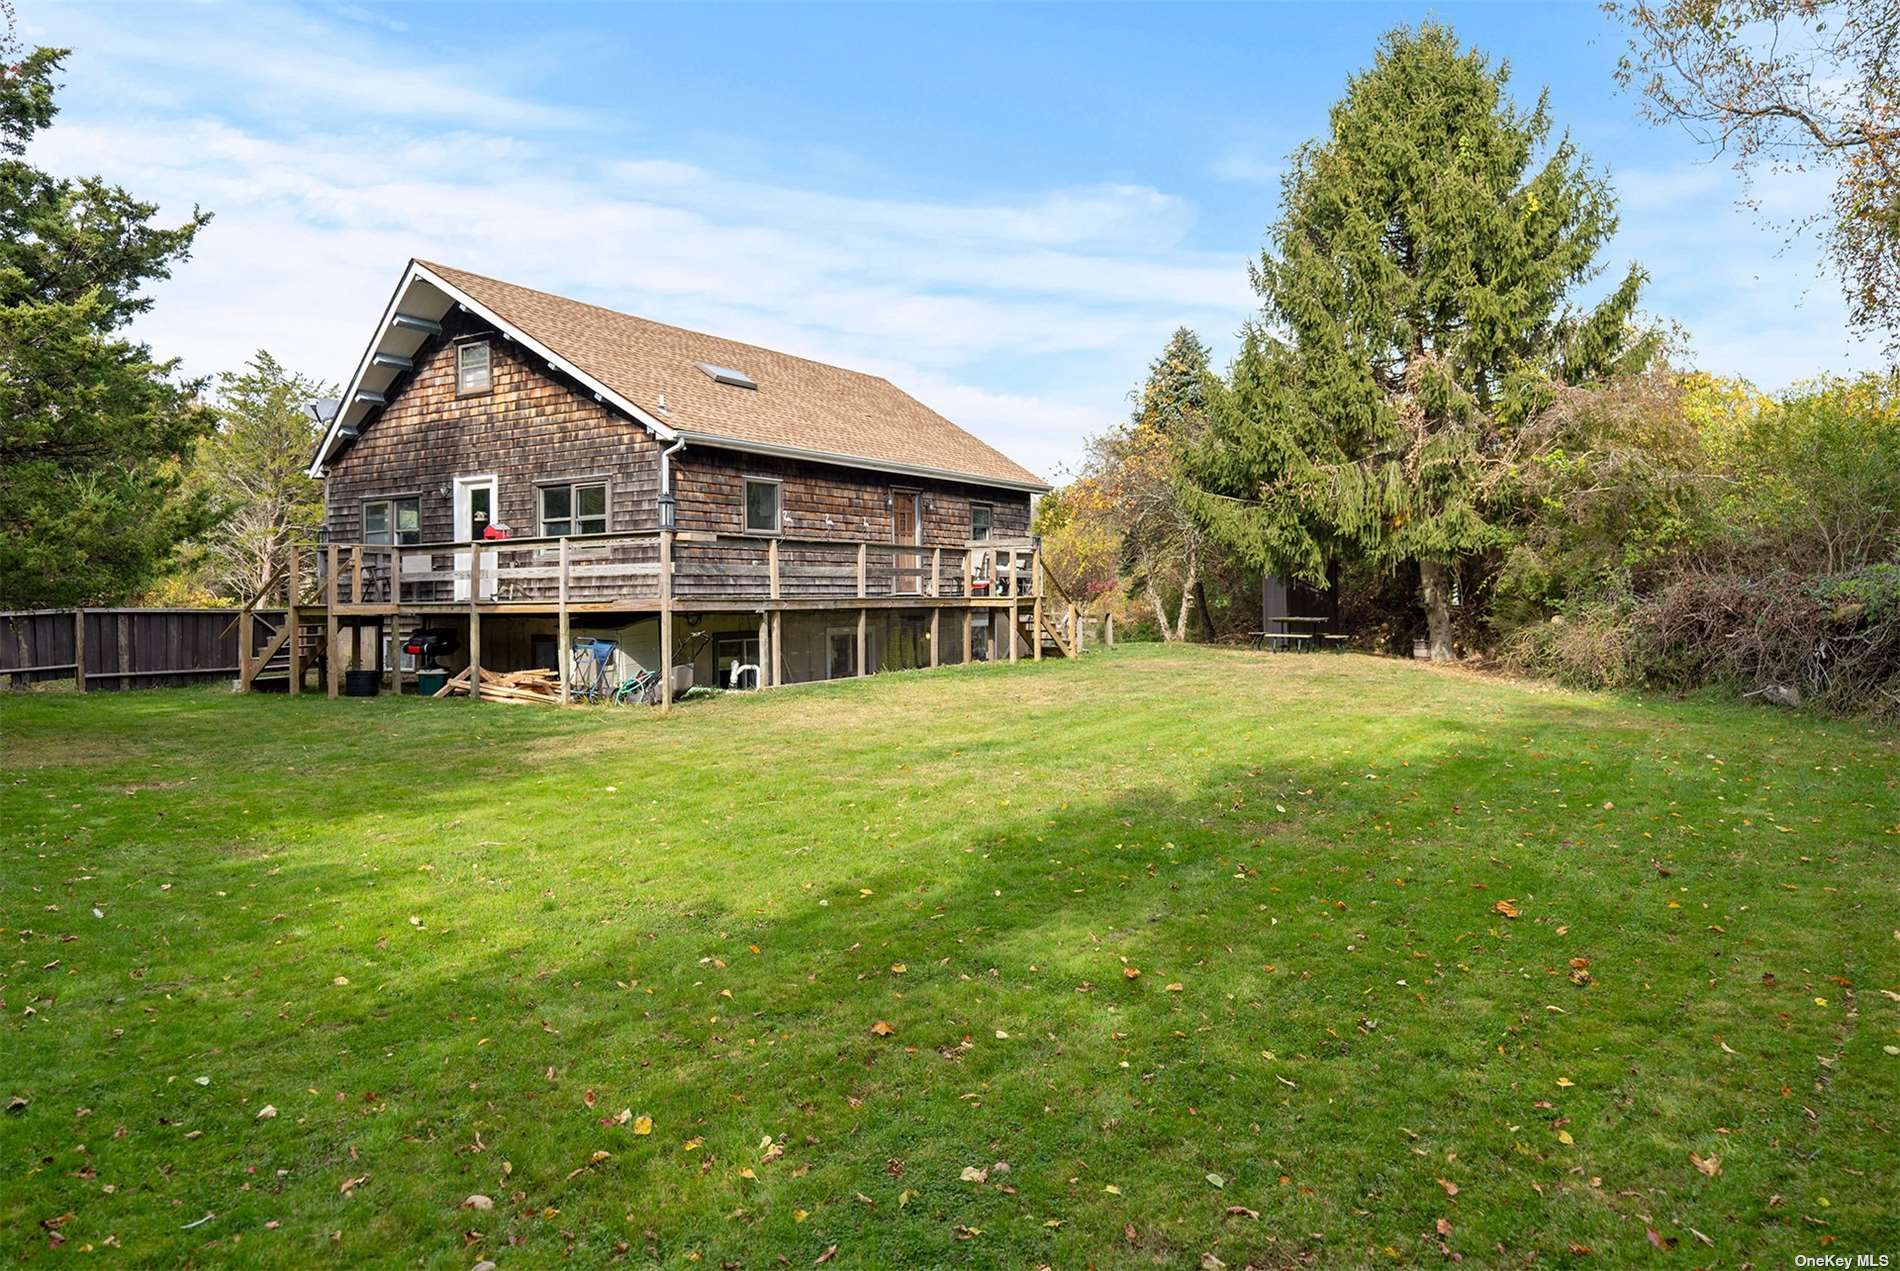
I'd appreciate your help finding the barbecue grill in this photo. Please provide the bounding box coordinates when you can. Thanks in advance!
[402,628,459,669]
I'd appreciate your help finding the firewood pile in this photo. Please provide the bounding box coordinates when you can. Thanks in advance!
[430,666,563,705]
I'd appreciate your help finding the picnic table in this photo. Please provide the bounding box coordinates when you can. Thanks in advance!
[1255,615,1328,652]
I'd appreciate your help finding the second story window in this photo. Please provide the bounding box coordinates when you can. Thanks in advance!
[970,501,993,542]
[363,496,420,546]
[540,481,608,536]
[456,341,492,396]
[744,478,780,534]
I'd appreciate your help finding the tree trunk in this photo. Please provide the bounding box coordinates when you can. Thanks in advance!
[1173,557,1200,642]
[1144,577,1172,640]
[1419,559,1455,663]
[1194,577,1214,641]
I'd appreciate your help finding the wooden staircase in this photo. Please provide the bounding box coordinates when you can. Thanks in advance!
[243,615,329,689]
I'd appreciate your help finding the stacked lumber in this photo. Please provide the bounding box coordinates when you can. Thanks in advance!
[431,666,563,705]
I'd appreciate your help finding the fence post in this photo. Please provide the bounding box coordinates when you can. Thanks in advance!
[73,610,86,692]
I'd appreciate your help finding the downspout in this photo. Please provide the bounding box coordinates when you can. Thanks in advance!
[659,435,687,501]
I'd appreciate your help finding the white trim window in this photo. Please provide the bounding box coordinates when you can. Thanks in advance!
[969,501,993,542]
[744,477,781,534]
[363,496,420,546]
[456,341,492,396]
[540,481,608,537]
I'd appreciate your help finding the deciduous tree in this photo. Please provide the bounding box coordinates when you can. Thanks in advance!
[1609,0,1900,353]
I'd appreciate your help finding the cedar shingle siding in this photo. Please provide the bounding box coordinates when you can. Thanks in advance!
[324,310,663,544]
[322,311,1032,548]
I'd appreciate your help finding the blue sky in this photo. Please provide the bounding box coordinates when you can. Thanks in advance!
[24,0,1878,480]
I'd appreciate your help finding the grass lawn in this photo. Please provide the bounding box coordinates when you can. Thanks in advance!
[2,645,1896,1267]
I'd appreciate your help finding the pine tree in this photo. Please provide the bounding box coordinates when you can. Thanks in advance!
[1188,23,1654,659]
[0,29,217,608]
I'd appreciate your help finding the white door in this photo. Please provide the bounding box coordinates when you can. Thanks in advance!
[452,475,498,600]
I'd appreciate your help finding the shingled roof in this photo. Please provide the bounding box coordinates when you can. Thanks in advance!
[309,260,1048,491]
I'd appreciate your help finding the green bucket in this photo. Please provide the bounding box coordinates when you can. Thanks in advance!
[415,668,449,697]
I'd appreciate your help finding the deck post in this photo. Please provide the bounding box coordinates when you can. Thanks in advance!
[326,544,342,699]
[1007,551,1019,664]
[856,607,867,677]
[962,608,973,665]
[286,543,302,696]
[768,538,780,601]
[857,543,867,599]
[659,529,674,712]
[758,611,771,687]
[1032,544,1043,663]
[771,610,783,686]
[1106,612,1115,648]
[386,548,403,693]
[73,609,86,692]
[467,543,483,699]
[1070,602,1081,654]
[349,544,364,605]
[929,606,940,669]
[238,606,253,692]
[931,546,942,599]
[557,537,571,705]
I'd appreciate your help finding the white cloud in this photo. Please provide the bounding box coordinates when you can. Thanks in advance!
[25,13,1249,480]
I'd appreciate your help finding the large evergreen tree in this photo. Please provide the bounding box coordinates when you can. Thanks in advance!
[0,30,217,608]
[1188,23,1654,659]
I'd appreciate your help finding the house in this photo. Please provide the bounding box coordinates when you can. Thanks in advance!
[236,260,1080,702]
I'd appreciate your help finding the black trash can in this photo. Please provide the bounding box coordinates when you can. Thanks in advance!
[344,670,380,697]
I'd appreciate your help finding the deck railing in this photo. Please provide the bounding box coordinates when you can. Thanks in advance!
[306,530,1044,609]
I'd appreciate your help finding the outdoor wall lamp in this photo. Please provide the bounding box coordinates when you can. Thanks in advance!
[658,491,677,531]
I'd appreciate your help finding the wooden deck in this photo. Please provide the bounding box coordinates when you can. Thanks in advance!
[233,530,1102,708]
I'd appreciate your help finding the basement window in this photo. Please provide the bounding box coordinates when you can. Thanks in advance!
[540,481,608,537]
[457,341,492,396]
[363,496,420,546]
[744,478,780,534]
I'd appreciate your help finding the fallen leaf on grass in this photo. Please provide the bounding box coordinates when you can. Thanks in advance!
[1556,1077,1574,1088]
[633,1115,653,1135]
[960,1166,989,1183]
[1122,967,1141,980]
[1436,1178,1459,1196]
[814,1245,836,1264]
[1205,1173,1225,1189]
[1492,900,1521,919]
[1690,1152,1720,1178]
[255,1105,277,1120]
[462,1195,493,1211]
[869,1021,895,1037]
[1224,1205,1259,1220]
[339,1176,366,1195]
[1436,1218,1453,1237]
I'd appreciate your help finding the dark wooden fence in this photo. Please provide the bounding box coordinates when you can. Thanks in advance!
[0,608,283,691]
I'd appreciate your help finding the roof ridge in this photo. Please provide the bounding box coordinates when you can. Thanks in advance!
[417,259,897,386]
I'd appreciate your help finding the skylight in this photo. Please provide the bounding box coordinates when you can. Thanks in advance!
[696,361,758,390]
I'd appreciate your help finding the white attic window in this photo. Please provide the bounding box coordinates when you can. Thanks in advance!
[696,361,757,390]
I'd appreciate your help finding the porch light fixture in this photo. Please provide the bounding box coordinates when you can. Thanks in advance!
[658,490,677,531]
